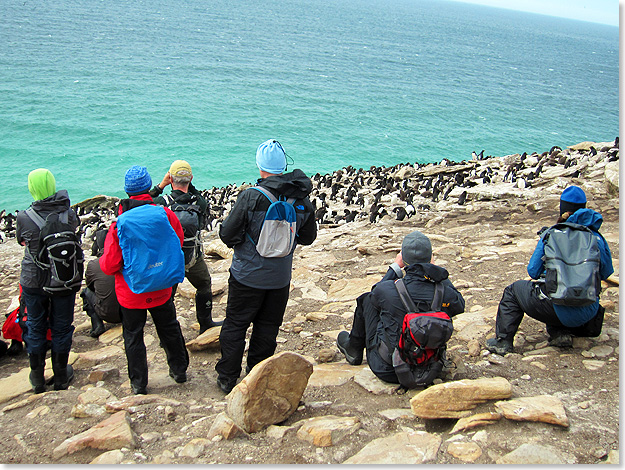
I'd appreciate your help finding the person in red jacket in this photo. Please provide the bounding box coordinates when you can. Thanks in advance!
[100,165,189,395]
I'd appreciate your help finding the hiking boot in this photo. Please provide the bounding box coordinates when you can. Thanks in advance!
[28,352,47,394]
[7,339,24,356]
[217,376,237,394]
[131,383,148,395]
[169,370,187,384]
[51,352,74,390]
[0,341,6,358]
[485,337,514,356]
[548,332,573,349]
[336,331,364,366]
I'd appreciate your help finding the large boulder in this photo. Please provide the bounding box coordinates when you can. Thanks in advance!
[226,352,313,433]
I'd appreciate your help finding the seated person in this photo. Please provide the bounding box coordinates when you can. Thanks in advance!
[337,231,465,384]
[80,229,122,337]
[486,186,613,355]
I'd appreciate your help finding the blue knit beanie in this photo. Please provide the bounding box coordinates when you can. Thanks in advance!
[124,165,152,195]
[559,185,586,215]
[256,140,287,174]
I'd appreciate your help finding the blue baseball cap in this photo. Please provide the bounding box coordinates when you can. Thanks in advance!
[256,140,287,174]
[560,186,586,215]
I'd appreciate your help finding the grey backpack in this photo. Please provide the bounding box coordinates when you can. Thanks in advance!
[248,186,297,258]
[542,222,601,306]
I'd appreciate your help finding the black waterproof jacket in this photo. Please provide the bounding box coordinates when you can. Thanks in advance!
[219,169,317,289]
[16,190,80,288]
[371,262,465,354]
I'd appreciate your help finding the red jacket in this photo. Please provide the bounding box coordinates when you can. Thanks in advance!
[100,194,184,309]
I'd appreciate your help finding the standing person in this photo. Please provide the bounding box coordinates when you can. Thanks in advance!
[486,186,613,355]
[16,169,80,393]
[80,229,121,338]
[151,160,222,334]
[216,140,317,393]
[336,231,465,385]
[100,165,189,395]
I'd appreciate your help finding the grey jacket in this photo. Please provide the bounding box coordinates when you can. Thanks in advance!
[16,190,79,288]
[219,169,317,289]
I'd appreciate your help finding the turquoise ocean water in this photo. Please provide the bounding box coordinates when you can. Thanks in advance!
[0,0,618,212]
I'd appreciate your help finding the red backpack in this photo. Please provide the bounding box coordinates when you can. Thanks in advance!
[391,279,453,388]
[2,285,52,342]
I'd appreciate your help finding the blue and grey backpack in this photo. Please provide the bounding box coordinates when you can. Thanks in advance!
[248,186,297,258]
[542,222,601,306]
[116,203,185,294]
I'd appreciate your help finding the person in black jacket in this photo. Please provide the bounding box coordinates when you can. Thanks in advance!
[216,140,317,393]
[151,160,221,334]
[16,169,80,393]
[337,231,465,384]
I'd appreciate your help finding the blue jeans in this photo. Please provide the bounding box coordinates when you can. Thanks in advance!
[21,285,75,354]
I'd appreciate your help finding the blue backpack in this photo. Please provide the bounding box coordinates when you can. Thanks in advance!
[117,204,185,294]
[249,186,297,258]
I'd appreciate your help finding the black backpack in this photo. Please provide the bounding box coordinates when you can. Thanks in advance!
[391,279,453,388]
[25,208,84,295]
[163,193,203,269]
[542,222,601,306]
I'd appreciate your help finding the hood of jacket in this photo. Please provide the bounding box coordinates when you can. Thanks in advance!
[30,189,71,214]
[28,169,56,201]
[405,262,449,282]
[567,208,603,232]
[257,169,312,199]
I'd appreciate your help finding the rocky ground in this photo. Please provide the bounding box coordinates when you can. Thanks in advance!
[0,141,619,464]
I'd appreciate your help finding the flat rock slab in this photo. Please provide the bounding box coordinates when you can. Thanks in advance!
[307,362,365,387]
[495,395,569,427]
[410,377,512,419]
[496,443,568,464]
[74,345,123,369]
[98,325,123,343]
[185,326,221,352]
[52,410,136,460]
[447,441,483,462]
[296,415,361,447]
[353,367,398,395]
[450,412,502,434]
[105,394,182,413]
[0,352,78,404]
[344,430,441,464]
[227,351,313,433]
[327,277,377,302]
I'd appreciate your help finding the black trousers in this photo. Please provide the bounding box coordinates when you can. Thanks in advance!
[171,257,213,331]
[495,280,604,340]
[216,275,289,381]
[350,292,398,383]
[120,298,189,389]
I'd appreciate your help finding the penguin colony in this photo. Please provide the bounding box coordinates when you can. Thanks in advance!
[0,138,618,245]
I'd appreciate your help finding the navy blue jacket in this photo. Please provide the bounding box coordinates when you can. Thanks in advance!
[527,208,613,327]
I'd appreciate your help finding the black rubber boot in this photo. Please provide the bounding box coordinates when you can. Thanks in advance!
[88,311,106,338]
[196,290,223,334]
[51,352,74,390]
[82,288,106,337]
[28,351,47,394]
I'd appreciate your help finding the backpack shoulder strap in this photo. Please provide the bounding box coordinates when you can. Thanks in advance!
[163,194,174,206]
[25,208,46,229]
[394,279,418,313]
[395,278,445,313]
[430,282,445,311]
[251,186,278,204]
